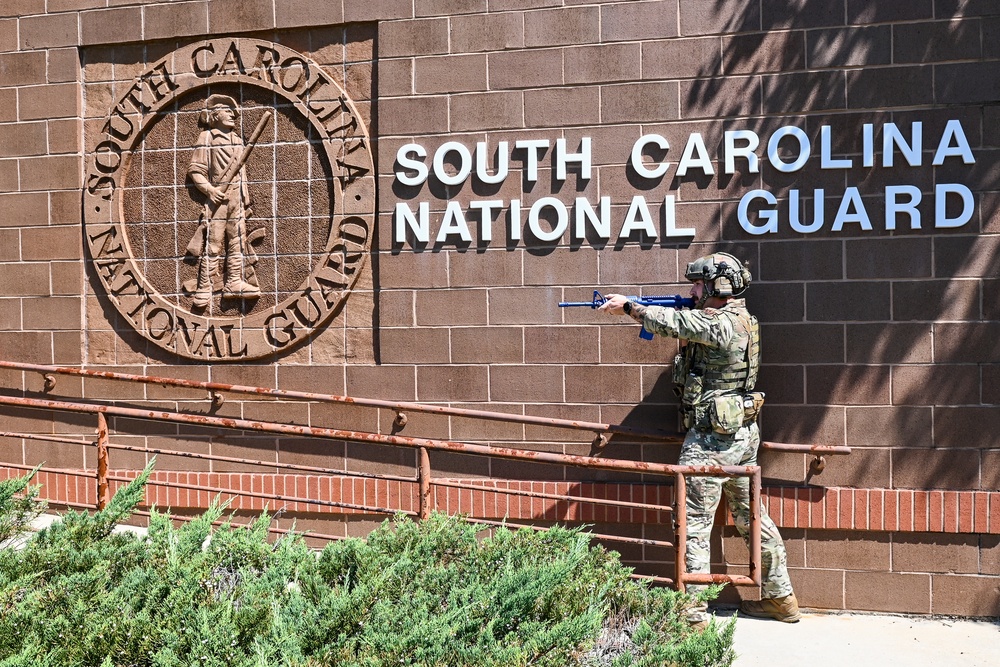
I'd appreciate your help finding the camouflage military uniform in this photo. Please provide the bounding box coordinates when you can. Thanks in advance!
[642,299,794,614]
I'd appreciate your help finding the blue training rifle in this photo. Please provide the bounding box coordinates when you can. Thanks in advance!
[559,290,696,340]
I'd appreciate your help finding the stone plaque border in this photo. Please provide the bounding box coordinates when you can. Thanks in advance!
[83,38,375,361]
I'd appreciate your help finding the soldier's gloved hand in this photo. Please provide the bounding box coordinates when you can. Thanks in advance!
[599,294,629,316]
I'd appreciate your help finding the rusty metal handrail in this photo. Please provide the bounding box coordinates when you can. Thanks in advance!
[0,392,764,590]
[0,360,851,457]
[0,394,757,479]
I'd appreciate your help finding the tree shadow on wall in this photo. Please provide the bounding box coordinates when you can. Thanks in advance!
[613,2,1000,493]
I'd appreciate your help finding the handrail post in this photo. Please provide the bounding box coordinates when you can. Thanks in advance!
[418,446,431,520]
[749,466,762,587]
[674,471,687,593]
[96,412,109,511]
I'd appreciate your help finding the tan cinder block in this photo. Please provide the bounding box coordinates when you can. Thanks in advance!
[20,12,78,50]
[524,86,600,128]
[0,191,47,223]
[524,5,599,48]
[0,230,18,262]
[450,91,523,132]
[0,264,50,296]
[308,326,349,366]
[379,328,450,364]
[19,155,80,191]
[414,54,487,95]
[0,52,47,86]
[489,49,562,90]
[602,0,679,42]
[344,0,412,23]
[275,0,343,30]
[451,12,523,53]
[206,0,274,34]
[524,327,599,364]
[46,50,94,99]
[892,448,980,491]
[490,365,565,403]
[416,364,488,402]
[601,81,680,124]
[377,95,449,135]
[345,61,374,101]
[487,286,561,325]
[564,365,643,405]
[0,331,54,364]
[565,42,641,85]
[345,441,416,477]
[787,567,846,610]
[0,89,16,123]
[377,58,413,97]
[309,401,380,433]
[930,574,1000,617]
[345,22,376,62]
[81,7,143,46]
[0,18,16,53]
[23,296,81,331]
[345,365,415,400]
[144,0,209,41]
[806,529,891,570]
[47,118,81,155]
[892,533,980,575]
[378,17,448,58]
[21,227,83,261]
[0,299,20,330]
[48,0,103,12]
[451,326,524,365]
[414,288,487,326]
[845,571,930,614]
[276,432,347,465]
[210,365,278,390]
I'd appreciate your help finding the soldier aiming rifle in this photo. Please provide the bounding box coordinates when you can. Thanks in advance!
[599,253,800,628]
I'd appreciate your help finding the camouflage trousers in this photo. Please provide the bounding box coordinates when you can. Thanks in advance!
[678,422,794,605]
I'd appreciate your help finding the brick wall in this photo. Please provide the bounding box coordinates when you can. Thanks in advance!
[1,0,999,617]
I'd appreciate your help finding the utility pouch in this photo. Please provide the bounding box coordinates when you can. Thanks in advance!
[681,373,703,407]
[742,391,765,423]
[710,394,745,434]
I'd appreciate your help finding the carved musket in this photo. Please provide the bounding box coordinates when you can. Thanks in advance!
[184,110,274,291]
[187,108,274,252]
[209,109,273,210]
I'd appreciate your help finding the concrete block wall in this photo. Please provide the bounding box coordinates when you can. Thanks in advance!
[0,1,999,616]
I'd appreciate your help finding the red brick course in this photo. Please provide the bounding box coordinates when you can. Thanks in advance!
[8,466,998,537]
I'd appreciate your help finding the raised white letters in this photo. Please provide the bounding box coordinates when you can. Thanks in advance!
[392,120,979,246]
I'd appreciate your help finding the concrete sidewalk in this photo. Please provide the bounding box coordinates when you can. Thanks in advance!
[722,609,999,667]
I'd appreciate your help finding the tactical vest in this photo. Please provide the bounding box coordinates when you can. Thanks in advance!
[672,305,762,433]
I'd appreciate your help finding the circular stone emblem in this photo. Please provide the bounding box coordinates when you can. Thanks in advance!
[83,38,375,361]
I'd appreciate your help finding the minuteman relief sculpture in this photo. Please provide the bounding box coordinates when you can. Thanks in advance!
[83,38,375,361]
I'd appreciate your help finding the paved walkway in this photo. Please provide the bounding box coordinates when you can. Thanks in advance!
[723,609,999,667]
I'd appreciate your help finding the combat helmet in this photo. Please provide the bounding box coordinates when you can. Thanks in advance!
[684,252,751,298]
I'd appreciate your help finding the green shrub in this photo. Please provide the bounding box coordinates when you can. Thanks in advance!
[0,465,734,666]
[0,465,45,546]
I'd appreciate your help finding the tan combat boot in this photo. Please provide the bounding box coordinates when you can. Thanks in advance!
[739,593,801,623]
[222,253,260,299]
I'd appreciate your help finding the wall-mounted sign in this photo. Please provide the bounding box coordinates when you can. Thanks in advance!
[83,38,375,361]
[393,120,975,246]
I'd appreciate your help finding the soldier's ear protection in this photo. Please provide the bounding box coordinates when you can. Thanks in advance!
[711,252,751,297]
[692,252,751,298]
